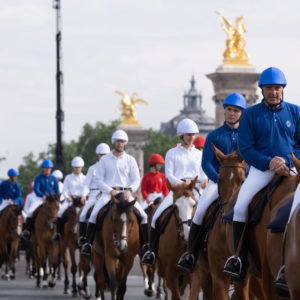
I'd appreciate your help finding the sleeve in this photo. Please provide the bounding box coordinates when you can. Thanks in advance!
[141,174,149,199]
[97,159,113,194]
[0,183,4,202]
[197,151,208,183]
[82,177,90,197]
[34,176,45,198]
[161,174,169,197]
[238,112,273,171]
[202,133,219,183]
[128,157,140,193]
[292,107,300,162]
[84,166,94,188]
[165,150,182,185]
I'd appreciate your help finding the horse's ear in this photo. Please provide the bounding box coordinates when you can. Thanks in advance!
[292,153,300,174]
[167,179,175,191]
[45,192,50,198]
[188,176,198,190]
[129,197,137,206]
[242,160,248,170]
[112,196,120,205]
[211,143,225,162]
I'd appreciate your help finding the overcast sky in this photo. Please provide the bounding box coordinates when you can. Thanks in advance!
[0,0,299,178]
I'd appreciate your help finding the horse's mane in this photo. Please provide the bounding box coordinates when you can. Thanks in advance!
[112,193,134,214]
[45,193,60,203]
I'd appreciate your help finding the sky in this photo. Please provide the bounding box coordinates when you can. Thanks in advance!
[0,0,300,178]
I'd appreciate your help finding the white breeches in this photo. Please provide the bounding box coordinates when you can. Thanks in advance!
[0,200,10,212]
[151,188,199,229]
[233,166,275,223]
[88,192,147,225]
[79,190,100,222]
[23,196,44,219]
[142,193,164,210]
[192,181,219,225]
[57,200,72,218]
[288,183,300,223]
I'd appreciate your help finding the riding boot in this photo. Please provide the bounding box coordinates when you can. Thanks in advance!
[81,223,97,257]
[21,217,33,241]
[223,221,248,280]
[140,223,149,257]
[177,222,203,273]
[53,218,63,241]
[78,222,88,247]
[141,227,159,267]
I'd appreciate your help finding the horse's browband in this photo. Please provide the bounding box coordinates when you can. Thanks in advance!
[219,164,247,170]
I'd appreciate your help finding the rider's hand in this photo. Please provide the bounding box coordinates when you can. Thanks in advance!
[201,180,208,189]
[9,199,13,205]
[67,198,72,203]
[124,189,131,200]
[42,195,46,201]
[274,164,290,175]
[110,189,117,197]
[146,198,151,204]
[81,196,87,204]
[269,156,286,171]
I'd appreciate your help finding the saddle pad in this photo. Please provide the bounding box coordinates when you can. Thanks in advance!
[203,200,219,232]
[223,176,284,226]
[133,207,143,223]
[158,207,174,235]
[96,203,111,231]
[267,196,293,233]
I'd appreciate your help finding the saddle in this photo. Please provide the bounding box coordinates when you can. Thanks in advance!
[223,175,285,226]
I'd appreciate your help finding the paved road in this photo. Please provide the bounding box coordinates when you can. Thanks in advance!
[0,252,162,300]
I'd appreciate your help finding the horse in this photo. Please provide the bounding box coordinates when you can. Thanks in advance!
[60,195,84,296]
[0,204,22,280]
[31,193,60,288]
[279,155,300,299]
[92,192,140,300]
[142,197,164,298]
[156,177,198,300]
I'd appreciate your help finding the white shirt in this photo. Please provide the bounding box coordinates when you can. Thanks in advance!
[62,173,89,199]
[95,151,140,194]
[85,162,100,189]
[165,144,207,185]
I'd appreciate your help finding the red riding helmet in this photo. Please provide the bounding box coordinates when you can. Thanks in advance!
[193,136,206,149]
[148,154,165,165]
[28,181,34,189]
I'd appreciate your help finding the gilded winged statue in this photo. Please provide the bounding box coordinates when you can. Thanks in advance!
[116,90,148,125]
[216,11,250,65]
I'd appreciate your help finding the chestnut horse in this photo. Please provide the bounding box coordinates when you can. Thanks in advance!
[280,156,300,299]
[92,193,140,300]
[31,193,60,288]
[60,196,84,296]
[157,177,198,300]
[0,204,22,280]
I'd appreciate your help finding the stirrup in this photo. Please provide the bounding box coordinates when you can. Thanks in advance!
[81,243,92,257]
[141,243,149,256]
[142,251,155,267]
[21,230,30,241]
[223,255,242,278]
[78,236,86,248]
[177,252,195,273]
[275,265,289,294]
[52,232,61,242]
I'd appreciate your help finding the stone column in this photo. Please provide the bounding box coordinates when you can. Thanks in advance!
[206,65,260,127]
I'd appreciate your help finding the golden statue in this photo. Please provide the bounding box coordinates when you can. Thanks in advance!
[216,12,251,66]
[116,90,148,126]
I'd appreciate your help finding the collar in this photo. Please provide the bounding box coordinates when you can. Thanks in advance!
[261,99,284,111]
[178,144,195,151]
[222,122,238,131]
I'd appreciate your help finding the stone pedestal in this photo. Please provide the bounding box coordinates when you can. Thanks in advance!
[206,65,260,127]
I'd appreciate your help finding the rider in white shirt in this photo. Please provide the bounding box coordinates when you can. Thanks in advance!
[77,143,110,247]
[81,129,148,257]
[53,156,89,241]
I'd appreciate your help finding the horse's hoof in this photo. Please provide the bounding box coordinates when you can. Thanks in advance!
[82,288,91,299]
[64,288,71,295]
[10,275,15,280]
[156,292,163,299]
[144,289,155,297]
[48,281,56,288]
[72,291,79,297]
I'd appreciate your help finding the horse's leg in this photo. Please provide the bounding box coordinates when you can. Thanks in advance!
[62,246,70,294]
[48,242,59,288]
[78,255,91,299]
[210,269,231,300]
[156,274,164,300]
[69,247,78,296]
[164,270,181,300]
[41,254,49,288]
[94,271,106,300]
[116,276,127,300]
[35,244,42,288]
[143,264,156,297]
[105,256,117,300]
[261,260,277,300]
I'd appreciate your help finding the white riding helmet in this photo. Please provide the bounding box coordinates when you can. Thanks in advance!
[177,118,199,136]
[96,143,110,155]
[111,129,128,144]
[71,156,84,168]
[52,169,63,180]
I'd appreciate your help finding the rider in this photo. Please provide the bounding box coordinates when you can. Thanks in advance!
[141,153,169,210]
[53,156,89,241]
[223,67,300,280]
[52,170,64,194]
[81,129,148,257]
[142,118,207,267]
[176,93,247,273]
[77,143,110,247]
[0,169,23,212]
[21,159,60,241]
[193,136,206,151]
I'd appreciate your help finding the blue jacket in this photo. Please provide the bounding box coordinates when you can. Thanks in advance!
[202,122,239,183]
[0,180,23,207]
[34,174,59,198]
[238,100,300,171]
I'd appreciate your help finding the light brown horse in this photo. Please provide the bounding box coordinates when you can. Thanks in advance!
[31,193,60,288]
[226,154,300,299]
[60,195,84,296]
[92,192,140,300]
[280,156,300,299]
[0,204,22,280]
[157,177,198,300]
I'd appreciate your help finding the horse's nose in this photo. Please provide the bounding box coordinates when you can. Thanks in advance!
[119,240,128,252]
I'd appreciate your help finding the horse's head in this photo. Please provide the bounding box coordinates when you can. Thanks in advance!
[11,204,22,216]
[71,195,84,208]
[44,193,60,217]
[110,193,137,253]
[212,143,247,201]
[168,177,197,242]
[144,197,162,215]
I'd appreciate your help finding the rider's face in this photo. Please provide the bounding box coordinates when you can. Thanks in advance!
[114,140,126,153]
[43,167,52,177]
[155,163,163,171]
[182,134,195,146]
[262,85,283,107]
[224,106,242,126]
[73,167,82,175]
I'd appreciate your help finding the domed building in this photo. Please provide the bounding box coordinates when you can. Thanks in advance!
[161,75,215,136]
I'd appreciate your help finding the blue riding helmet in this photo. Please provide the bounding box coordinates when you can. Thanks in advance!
[258,67,287,88]
[41,159,54,168]
[223,93,247,110]
[7,168,19,177]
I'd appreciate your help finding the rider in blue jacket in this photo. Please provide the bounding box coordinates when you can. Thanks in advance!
[177,93,247,273]
[223,67,300,281]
